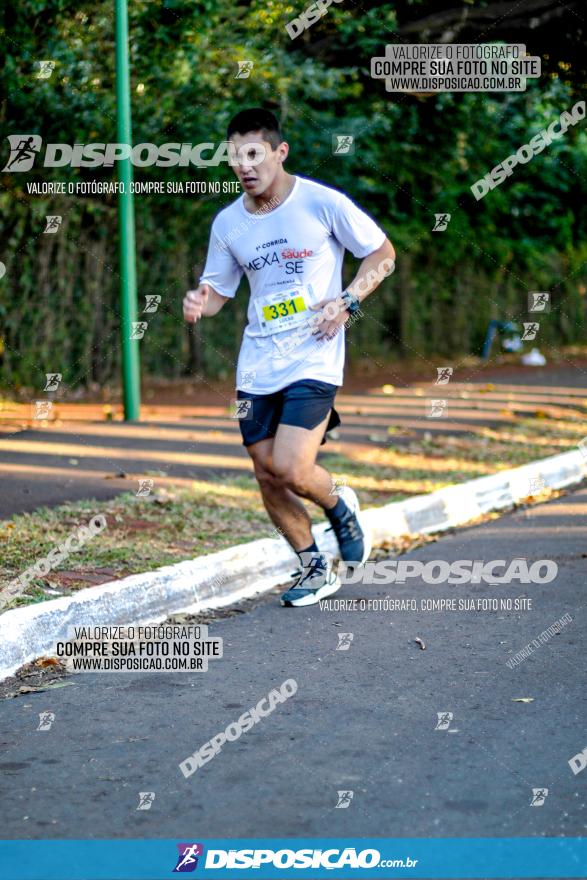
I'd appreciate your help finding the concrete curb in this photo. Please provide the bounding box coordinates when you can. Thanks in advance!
[1,448,585,680]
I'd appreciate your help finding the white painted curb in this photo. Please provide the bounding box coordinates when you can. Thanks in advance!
[1,448,585,680]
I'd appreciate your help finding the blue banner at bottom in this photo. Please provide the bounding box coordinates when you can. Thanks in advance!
[0,838,585,880]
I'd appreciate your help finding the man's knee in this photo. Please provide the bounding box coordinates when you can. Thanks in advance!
[272,461,310,495]
[248,449,279,489]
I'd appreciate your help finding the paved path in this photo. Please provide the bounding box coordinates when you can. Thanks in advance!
[1,364,585,518]
[1,487,585,839]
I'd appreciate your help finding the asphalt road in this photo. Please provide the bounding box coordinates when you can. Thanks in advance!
[1,487,585,841]
[1,364,585,519]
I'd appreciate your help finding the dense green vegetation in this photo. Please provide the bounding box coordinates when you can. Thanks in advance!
[1,0,585,391]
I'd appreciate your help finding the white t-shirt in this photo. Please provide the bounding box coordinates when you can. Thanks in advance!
[199,175,386,394]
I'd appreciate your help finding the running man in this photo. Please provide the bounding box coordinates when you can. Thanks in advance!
[183,108,395,607]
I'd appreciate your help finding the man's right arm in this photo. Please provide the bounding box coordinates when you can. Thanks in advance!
[185,218,243,324]
[183,284,230,324]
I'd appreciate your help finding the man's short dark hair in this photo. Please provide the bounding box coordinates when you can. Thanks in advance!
[227,108,283,150]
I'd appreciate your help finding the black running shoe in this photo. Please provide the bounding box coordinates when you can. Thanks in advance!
[280,552,341,607]
[326,486,371,563]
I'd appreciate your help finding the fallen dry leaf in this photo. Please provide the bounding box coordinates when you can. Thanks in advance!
[18,682,74,695]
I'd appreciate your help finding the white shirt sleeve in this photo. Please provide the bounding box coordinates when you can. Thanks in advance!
[329,192,386,259]
[199,220,243,299]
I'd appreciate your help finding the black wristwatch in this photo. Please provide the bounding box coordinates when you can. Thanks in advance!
[341,290,361,318]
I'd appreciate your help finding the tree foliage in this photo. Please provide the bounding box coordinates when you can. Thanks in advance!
[0,0,585,388]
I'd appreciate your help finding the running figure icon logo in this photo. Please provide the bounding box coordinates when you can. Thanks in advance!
[332,135,355,155]
[2,135,42,172]
[435,367,453,385]
[530,788,548,806]
[335,790,354,809]
[37,712,55,731]
[522,322,539,341]
[35,60,56,79]
[231,399,253,420]
[143,295,161,313]
[130,321,149,340]
[235,61,254,79]
[33,400,53,420]
[44,215,62,234]
[136,791,156,811]
[528,292,550,313]
[173,843,204,872]
[44,373,62,391]
[435,712,453,731]
[432,213,451,231]
[427,399,447,418]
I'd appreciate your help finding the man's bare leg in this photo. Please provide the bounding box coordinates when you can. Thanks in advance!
[271,415,338,511]
[245,437,315,550]
[245,415,337,552]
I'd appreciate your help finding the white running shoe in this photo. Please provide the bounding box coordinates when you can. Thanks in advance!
[280,552,341,607]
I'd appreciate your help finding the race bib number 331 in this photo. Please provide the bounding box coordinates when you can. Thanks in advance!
[255,287,311,336]
[262,295,306,322]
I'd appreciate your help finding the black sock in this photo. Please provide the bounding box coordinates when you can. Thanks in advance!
[325,496,348,522]
[297,541,319,563]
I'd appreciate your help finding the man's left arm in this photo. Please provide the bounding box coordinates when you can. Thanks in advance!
[312,237,396,341]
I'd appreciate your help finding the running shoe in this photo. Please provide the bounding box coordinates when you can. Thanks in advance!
[326,486,372,564]
[280,552,341,607]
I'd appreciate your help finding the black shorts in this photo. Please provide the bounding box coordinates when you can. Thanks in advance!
[236,379,341,447]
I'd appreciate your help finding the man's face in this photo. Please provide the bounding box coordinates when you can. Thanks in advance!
[229,131,288,196]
